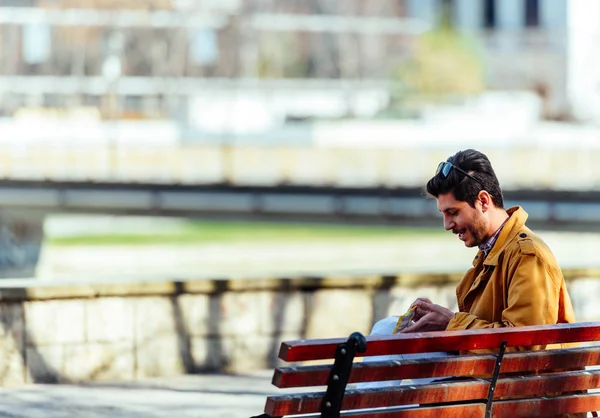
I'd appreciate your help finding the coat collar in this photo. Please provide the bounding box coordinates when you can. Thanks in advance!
[472,206,528,267]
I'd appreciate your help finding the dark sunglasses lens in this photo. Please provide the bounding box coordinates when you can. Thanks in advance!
[436,162,444,175]
[442,162,451,177]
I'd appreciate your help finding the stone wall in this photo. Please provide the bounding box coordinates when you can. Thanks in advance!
[0,271,598,385]
[4,143,600,191]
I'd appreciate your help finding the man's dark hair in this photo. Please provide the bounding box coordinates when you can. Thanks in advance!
[426,149,504,208]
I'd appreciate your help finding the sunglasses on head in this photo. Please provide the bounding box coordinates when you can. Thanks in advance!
[436,161,484,186]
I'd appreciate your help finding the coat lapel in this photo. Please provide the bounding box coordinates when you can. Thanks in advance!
[456,206,528,312]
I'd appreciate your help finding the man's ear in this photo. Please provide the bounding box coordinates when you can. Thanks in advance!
[478,190,492,212]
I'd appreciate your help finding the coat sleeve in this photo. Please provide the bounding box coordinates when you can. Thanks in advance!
[446,250,560,351]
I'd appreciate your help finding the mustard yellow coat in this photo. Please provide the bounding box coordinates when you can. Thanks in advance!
[446,206,577,351]
[447,207,583,417]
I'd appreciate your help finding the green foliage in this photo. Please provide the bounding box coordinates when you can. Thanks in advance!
[46,220,443,246]
[393,21,485,98]
[256,34,311,78]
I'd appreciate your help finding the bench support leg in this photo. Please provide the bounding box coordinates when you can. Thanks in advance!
[485,340,507,418]
[320,332,367,418]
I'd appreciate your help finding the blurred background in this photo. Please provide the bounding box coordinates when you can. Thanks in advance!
[0,0,599,279]
[0,1,598,416]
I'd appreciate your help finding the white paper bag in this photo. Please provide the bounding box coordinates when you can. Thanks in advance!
[356,316,450,389]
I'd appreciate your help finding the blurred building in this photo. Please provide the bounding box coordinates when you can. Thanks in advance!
[0,1,596,127]
[410,0,568,119]
[567,0,600,122]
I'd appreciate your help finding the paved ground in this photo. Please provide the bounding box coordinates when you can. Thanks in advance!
[2,368,599,418]
[0,371,275,418]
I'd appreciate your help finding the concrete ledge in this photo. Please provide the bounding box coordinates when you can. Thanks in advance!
[0,268,597,300]
[0,270,596,385]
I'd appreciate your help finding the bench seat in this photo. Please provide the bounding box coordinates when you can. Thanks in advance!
[258,322,600,418]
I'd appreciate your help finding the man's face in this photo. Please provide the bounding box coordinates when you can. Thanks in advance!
[437,191,488,248]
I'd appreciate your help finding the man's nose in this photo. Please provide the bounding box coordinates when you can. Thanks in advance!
[443,216,454,231]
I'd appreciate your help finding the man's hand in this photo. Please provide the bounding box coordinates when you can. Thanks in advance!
[400,298,455,333]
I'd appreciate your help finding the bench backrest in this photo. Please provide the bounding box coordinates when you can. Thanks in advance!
[263,322,600,418]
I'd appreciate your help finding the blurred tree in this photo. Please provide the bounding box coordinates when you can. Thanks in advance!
[392,7,485,100]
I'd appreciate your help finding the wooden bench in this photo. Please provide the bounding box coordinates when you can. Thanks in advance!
[255,322,600,418]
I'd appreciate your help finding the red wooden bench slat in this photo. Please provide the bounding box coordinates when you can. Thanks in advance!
[323,394,600,418]
[270,403,487,418]
[265,369,600,416]
[297,394,600,418]
[279,322,600,362]
[273,346,600,388]
[492,392,600,418]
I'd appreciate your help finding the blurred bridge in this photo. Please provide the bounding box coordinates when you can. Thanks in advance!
[0,147,600,277]
[2,179,600,228]
[0,116,598,277]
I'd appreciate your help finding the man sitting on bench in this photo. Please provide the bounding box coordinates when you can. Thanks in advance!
[401,149,577,352]
[258,149,595,418]
[394,148,584,417]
